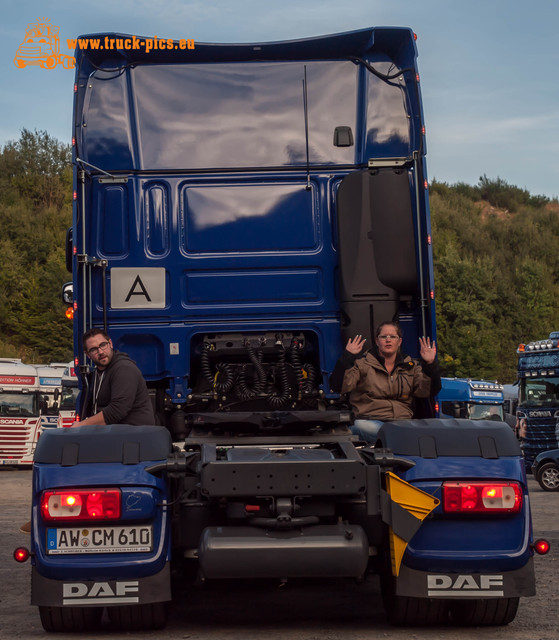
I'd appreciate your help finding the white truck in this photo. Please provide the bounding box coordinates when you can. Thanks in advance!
[36,364,67,431]
[56,362,78,428]
[0,358,41,465]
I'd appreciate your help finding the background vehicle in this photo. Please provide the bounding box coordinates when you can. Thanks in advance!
[532,449,559,491]
[439,377,505,420]
[35,363,67,431]
[55,362,78,428]
[0,358,41,465]
[516,332,559,468]
[503,382,519,416]
[19,27,542,632]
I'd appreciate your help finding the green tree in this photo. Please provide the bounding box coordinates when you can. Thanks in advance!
[431,176,559,383]
[0,129,73,362]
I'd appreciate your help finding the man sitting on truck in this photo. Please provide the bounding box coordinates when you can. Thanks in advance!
[73,328,155,427]
[330,321,441,442]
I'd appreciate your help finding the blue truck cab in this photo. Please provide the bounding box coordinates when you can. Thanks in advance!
[18,27,543,632]
[439,377,505,421]
[516,332,559,467]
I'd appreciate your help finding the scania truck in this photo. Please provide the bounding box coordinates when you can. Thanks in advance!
[516,332,559,467]
[0,358,41,465]
[17,27,545,632]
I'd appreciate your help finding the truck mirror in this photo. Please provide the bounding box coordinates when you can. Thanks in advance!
[62,282,73,305]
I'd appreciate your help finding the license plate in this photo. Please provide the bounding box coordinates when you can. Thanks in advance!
[46,525,153,554]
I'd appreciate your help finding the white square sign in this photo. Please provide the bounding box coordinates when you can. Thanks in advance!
[110,268,166,309]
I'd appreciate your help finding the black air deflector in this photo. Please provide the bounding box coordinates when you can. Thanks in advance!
[336,169,418,344]
[33,424,172,465]
[377,419,521,458]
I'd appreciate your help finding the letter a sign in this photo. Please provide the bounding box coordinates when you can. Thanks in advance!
[110,267,165,309]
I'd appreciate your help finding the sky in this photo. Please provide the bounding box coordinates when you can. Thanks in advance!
[1,0,558,199]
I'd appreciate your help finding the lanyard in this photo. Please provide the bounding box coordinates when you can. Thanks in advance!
[92,370,105,415]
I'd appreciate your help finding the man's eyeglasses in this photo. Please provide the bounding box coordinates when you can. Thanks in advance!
[378,334,399,341]
[87,341,111,356]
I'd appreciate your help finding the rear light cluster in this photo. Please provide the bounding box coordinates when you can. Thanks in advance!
[41,489,121,521]
[442,481,522,513]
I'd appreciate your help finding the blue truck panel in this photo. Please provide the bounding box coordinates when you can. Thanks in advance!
[70,27,436,424]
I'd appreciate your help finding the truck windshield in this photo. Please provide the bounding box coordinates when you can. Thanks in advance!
[467,403,504,421]
[0,392,38,417]
[519,376,559,407]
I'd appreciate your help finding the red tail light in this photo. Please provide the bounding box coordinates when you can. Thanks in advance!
[442,481,522,513]
[41,489,121,521]
[14,547,30,563]
[534,539,550,555]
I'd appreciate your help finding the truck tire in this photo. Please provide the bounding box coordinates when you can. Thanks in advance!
[380,564,448,626]
[108,602,167,631]
[449,597,519,626]
[383,593,449,626]
[536,462,559,491]
[39,606,103,632]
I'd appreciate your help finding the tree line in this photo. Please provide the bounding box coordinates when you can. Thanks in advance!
[1,129,558,382]
[431,178,559,382]
[0,129,73,363]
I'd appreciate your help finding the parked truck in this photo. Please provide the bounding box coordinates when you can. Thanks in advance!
[55,362,78,428]
[0,358,41,465]
[36,364,67,431]
[16,27,545,632]
[515,332,559,468]
[439,378,505,421]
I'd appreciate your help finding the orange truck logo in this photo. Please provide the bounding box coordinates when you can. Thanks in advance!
[14,17,74,69]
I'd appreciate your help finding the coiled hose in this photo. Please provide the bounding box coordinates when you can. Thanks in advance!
[268,346,290,408]
[236,343,266,400]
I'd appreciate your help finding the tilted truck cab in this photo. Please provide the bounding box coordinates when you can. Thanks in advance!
[16,26,545,632]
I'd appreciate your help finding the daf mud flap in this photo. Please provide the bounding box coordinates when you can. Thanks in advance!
[394,562,536,599]
[31,563,171,607]
[198,524,369,579]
